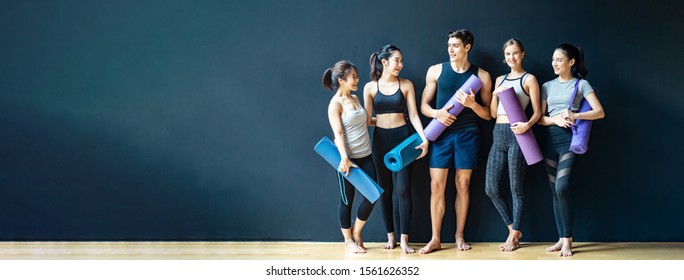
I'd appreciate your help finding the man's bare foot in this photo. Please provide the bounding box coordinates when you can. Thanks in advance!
[419,239,441,254]
[383,233,397,250]
[545,239,563,252]
[456,237,471,251]
[345,241,366,254]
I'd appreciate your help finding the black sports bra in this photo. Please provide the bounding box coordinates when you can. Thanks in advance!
[374,80,405,114]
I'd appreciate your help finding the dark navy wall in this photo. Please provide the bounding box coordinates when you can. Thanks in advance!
[1,0,682,241]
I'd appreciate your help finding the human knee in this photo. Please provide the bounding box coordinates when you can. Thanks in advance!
[484,184,498,198]
[430,180,446,193]
[456,178,470,193]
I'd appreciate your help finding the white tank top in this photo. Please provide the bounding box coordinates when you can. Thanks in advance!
[497,73,531,115]
[340,99,372,158]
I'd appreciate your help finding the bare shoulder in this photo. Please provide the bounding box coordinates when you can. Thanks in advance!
[524,73,539,83]
[399,78,415,90]
[363,81,377,96]
[428,63,442,74]
[426,63,442,81]
[477,67,492,80]
[328,95,341,108]
[494,74,504,85]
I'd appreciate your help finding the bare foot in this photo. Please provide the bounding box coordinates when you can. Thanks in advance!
[501,230,522,252]
[545,239,563,252]
[419,240,441,254]
[559,239,573,257]
[352,224,366,252]
[345,241,366,254]
[401,241,415,254]
[456,237,471,251]
[383,234,397,250]
[383,241,397,249]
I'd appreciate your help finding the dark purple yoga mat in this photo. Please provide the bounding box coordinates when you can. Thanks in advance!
[570,99,593,154]
[498,87,543,165]
[424,74,483,141]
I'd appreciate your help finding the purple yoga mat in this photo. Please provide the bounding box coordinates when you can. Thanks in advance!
[570,99,593,154]
[498,87,543,165]
[424,74,483,141]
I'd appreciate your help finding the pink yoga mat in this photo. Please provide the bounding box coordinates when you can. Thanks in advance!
[498,87,543,165]
[424,74,483,141]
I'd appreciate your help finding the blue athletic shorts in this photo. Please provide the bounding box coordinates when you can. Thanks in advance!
[428,129,480,169]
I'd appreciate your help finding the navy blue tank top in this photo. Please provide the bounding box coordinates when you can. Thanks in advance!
[436,62,480,131]
[373,80,405,114]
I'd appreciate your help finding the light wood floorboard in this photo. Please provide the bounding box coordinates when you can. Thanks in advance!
[1,242,683,260]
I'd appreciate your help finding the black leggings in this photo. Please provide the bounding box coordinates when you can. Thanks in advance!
[544,126,577,238]
[372,125,413,235]
[485,124,526,230]
[338,155,376,229]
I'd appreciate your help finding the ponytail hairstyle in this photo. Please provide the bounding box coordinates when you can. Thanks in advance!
[369,44,402,81]
[556,43,588,79]
[322,60,358,91]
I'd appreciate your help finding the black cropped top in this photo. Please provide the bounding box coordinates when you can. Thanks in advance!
[374,80,405,114]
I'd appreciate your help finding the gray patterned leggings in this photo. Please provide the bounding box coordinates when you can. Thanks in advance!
[485,124,527,230]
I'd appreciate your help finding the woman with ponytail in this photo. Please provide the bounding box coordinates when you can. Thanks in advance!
[537,43,605,256]
[362,45,428,254]
[322,60,377,254]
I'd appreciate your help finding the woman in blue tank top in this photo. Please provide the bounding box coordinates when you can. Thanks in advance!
[322,60,377,254]
[362,45,428,254]
[537,44,605,257]
[485,38,541,251]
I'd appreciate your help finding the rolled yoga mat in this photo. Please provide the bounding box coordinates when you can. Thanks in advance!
[424,74,483,141]
[498,87,543,165]
[383,132,423,172]
[314,136,384,203]
[570,99,593,154]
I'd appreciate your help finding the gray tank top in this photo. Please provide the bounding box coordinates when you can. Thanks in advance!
[496,73,530,115]
[340,99,372,158]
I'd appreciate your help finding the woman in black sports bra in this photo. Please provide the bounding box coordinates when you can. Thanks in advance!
[363,45,428,254]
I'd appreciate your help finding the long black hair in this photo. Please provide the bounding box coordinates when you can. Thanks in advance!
[556,43,588,79]
[369,44,401,81]
[322,60,357,91]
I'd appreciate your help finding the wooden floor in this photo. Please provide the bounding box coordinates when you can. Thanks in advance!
[0,242,682,260]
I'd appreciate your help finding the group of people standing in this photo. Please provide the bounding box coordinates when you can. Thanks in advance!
[321,29,605,257]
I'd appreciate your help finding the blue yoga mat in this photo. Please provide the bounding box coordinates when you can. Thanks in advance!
[383,132,423,172]
[314,136,383,203]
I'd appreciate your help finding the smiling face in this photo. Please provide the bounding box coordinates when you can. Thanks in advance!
[338,67,359,91]
[382,51,404,77]
[447,37,470,62]
[552,49,574,76]
[504,44,524,69]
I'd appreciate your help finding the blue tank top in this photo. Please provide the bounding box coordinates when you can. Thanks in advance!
[373,80,405,114]
[436,62,480,131]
